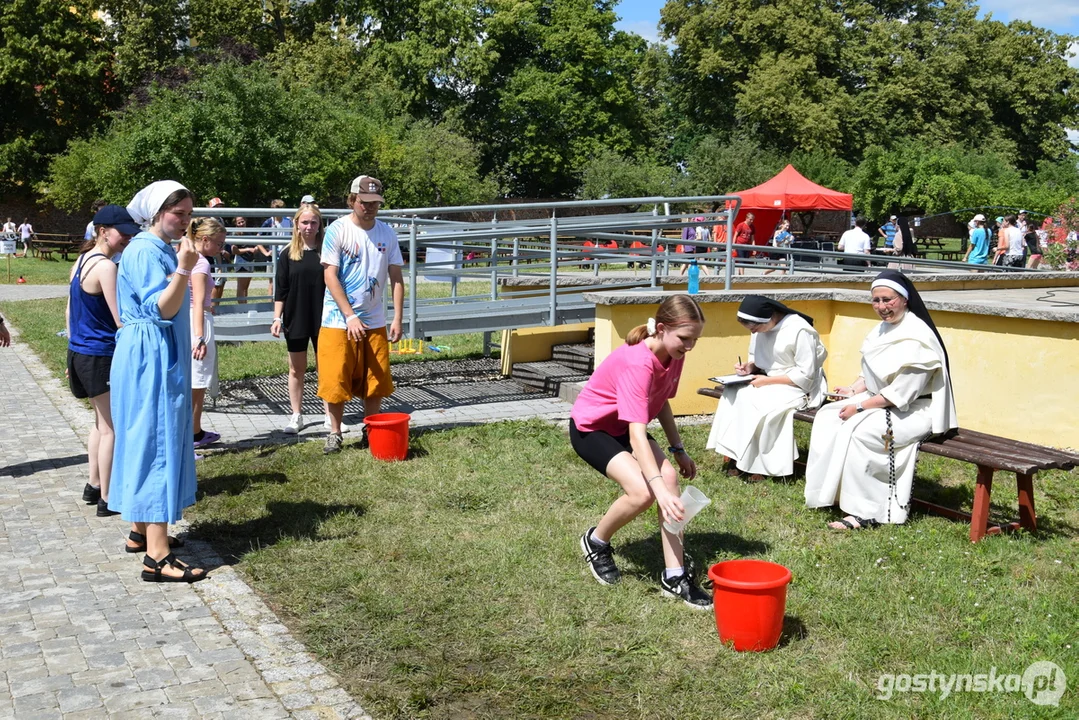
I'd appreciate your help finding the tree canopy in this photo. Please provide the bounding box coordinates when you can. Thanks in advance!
[15,0,1078,217]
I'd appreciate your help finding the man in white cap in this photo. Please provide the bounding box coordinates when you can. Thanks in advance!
[317,175,404,454]
[964,214,990,265]
[301,194,315,204]
[1017,210,1029,235]
[878,215,897,252]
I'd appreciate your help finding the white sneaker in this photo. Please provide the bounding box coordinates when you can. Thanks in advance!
[323,415,351,433]
[283,413,303,434]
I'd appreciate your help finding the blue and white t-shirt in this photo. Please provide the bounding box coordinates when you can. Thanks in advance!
[320,217,403,330]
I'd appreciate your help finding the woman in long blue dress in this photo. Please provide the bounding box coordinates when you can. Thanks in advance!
[109,180,207,583]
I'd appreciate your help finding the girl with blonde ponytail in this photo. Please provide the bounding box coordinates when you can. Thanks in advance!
[570,294,711,609]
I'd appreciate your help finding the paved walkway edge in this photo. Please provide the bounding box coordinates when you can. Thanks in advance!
[2,324,372,720]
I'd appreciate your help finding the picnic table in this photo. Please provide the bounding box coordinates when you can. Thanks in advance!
[33,234,83,261]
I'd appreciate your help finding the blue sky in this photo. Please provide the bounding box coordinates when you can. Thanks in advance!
[615,0,1079,65]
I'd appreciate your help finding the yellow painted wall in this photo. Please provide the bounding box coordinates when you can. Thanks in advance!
[500,323,593,375]
[594,299,1079,447]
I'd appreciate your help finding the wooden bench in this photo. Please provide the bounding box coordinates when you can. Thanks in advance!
[697,386,1079,542]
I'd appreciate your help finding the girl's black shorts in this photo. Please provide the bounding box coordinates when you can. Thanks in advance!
[570,418,653,476]
[67,349,112,399]
[285,332,319,354]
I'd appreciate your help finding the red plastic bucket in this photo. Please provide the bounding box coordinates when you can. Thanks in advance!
[363,412,410,461]
[708,559,792,652]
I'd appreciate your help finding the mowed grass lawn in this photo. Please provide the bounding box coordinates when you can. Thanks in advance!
[190,421,1077,719]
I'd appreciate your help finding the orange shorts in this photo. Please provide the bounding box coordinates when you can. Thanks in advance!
[316,326,394,404]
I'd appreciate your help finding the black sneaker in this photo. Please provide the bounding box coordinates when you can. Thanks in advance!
[580,527,621,585]
[96,499,120,517]
[660,570,713,610]
[82,483,101,505]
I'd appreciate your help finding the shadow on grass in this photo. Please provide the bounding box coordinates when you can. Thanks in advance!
[777,615,809,648]
[913,477,1079,540]
[191,500,366,561]
[196,471,289,499]
[0,453,89,477]
[619,531,771,579]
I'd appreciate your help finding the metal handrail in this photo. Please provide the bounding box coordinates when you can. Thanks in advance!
[199,195,1048,340]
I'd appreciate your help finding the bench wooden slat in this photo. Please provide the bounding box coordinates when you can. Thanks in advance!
[935,432,1075,471]
[699,384,1074,542]
[917,440,1040,475]
[950,428,1079,466]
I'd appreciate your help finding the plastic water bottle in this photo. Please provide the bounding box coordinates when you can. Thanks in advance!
[688,259,700,295]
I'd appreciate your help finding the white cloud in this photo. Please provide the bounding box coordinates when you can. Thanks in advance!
[615,19,663,46]
[1068,129,1079,147]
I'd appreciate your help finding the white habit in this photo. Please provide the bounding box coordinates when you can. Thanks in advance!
[804,312,957,524]
[706,313,828,476]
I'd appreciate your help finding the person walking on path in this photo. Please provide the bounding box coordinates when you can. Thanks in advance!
[67,205,138,517]
[317,175,404,454]
[188,217,226,454]
[572,294,712,609]
[17,218,34,257]
[272,202,335,434]
[111,180,206,582]
[731,213,755,274]
[0,313,10,347]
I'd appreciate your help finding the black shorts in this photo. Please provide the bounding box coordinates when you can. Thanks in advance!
[285,332,319,354]
[569,418,654,476]
[68,349,112,399]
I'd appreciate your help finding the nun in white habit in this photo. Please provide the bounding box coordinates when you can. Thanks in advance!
[804,270,958,529]
[706,295,828,479]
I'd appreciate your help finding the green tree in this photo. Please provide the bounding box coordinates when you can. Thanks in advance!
[102,0,188,92]
[0,0,114,192]
[188,0,267,52]
[661,0,1079,165]
[44,60,492,211]
[684,134,783,196]
[578,149,674,200]
[464,0,653,197]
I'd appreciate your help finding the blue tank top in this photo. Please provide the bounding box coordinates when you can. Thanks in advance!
[68,253,118,356]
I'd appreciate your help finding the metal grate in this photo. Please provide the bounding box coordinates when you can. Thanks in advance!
[212,358,544,417]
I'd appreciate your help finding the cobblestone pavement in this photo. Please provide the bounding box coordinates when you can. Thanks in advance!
[0,323,572,718]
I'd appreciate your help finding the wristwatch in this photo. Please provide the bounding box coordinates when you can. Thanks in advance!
[855,403,865,412]
[668,445,686,455]
[195,336,206,347]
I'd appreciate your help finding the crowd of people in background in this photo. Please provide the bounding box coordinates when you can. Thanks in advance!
[56,174,404,584]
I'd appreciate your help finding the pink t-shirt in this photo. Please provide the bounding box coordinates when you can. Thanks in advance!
[189,255,213,309]
[571,341,683,435]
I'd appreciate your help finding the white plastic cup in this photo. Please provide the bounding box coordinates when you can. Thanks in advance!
[247,310,257,318]
[663,485,711,534]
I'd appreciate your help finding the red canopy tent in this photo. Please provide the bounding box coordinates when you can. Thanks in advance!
[717,165,853,246]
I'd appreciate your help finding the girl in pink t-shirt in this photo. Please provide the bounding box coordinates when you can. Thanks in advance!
[570,295,712,609]
[187,218,227,453]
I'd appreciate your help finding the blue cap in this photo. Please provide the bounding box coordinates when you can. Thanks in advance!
[92,205,141,236]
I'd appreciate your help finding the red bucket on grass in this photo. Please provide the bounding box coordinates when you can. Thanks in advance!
[708,559,792,652]
[363,412,411,461]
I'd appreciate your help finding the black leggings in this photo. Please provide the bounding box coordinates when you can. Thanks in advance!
[570,418,654,476]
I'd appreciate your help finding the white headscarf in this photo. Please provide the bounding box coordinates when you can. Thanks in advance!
[127,180,188,228]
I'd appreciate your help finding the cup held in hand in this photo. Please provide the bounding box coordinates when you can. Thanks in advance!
[663,485,711,534]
